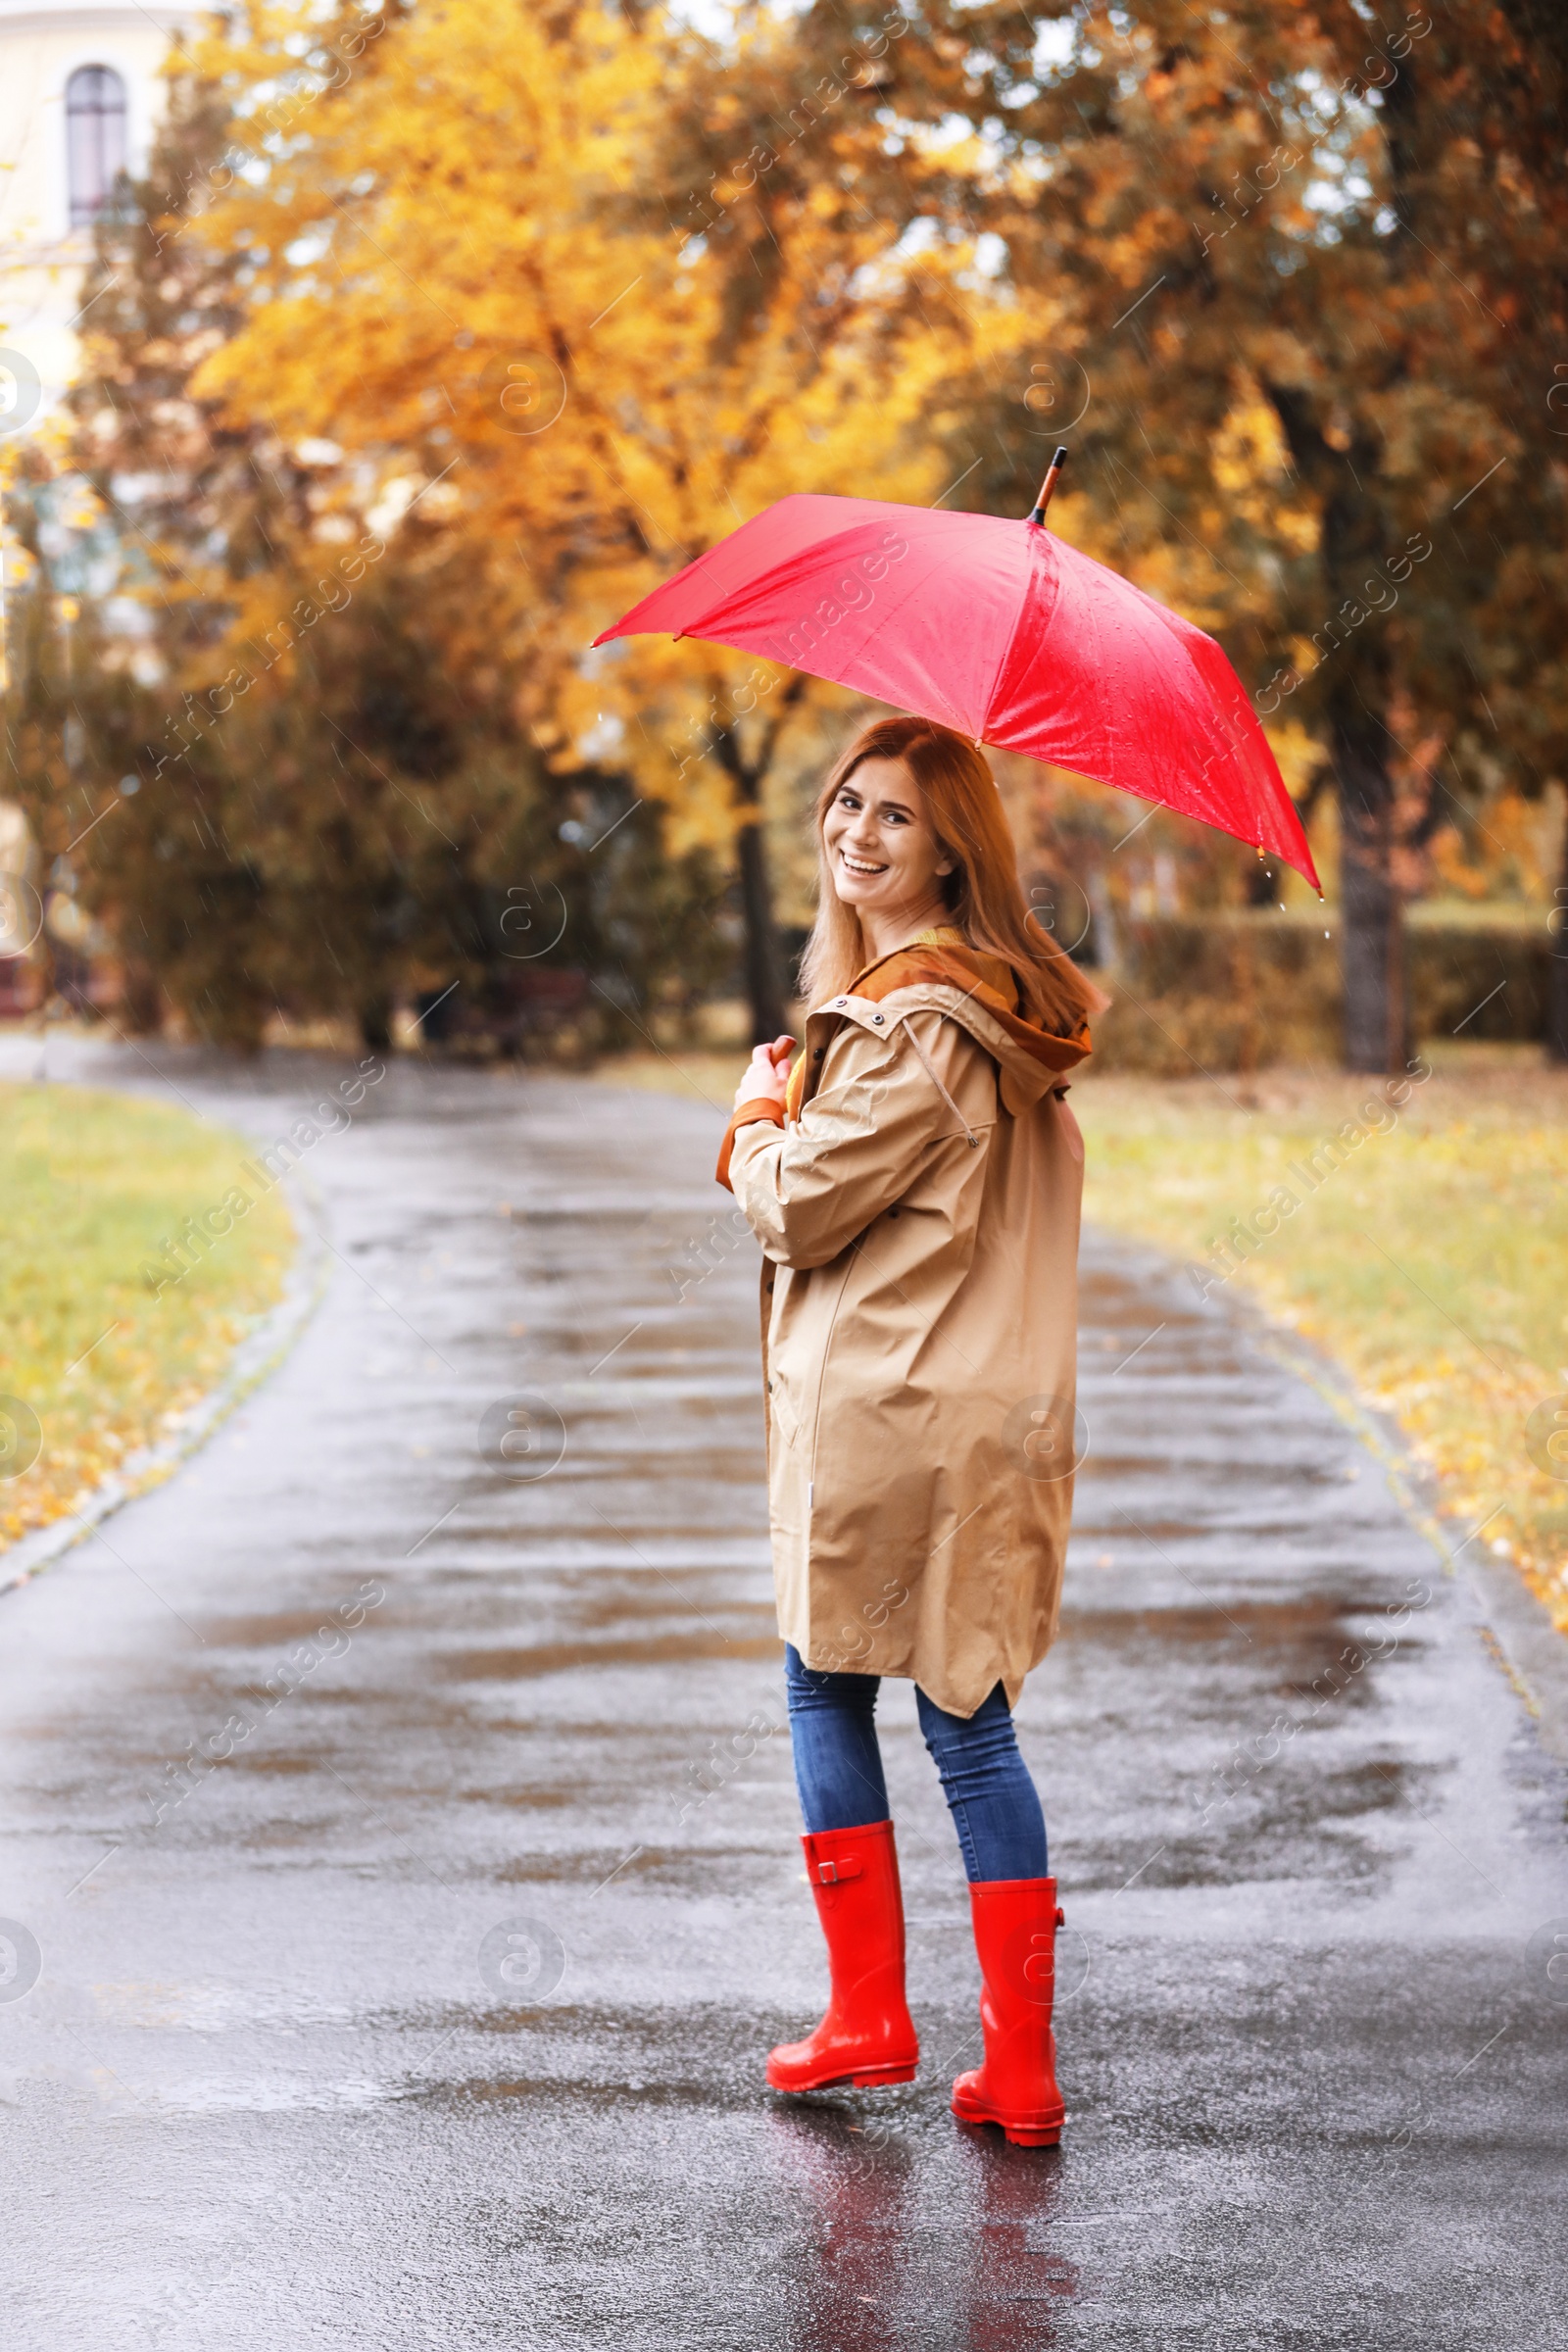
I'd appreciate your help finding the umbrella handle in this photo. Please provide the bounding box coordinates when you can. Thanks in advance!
[1028,446,1069,526]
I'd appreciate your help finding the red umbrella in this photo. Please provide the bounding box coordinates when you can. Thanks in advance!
[595,452,1320,888]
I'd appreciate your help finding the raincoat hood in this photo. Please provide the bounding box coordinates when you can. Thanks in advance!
[785,926,1091,1125]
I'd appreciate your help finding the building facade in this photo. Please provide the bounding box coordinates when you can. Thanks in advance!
[0,2,200,424]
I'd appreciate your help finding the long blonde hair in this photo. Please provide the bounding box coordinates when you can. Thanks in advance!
[798,715,1108,1035]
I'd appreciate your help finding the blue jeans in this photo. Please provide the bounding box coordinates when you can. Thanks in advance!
[784,1643,1049,1884]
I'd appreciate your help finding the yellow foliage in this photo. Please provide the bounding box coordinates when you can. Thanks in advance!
[183,0,1054,846]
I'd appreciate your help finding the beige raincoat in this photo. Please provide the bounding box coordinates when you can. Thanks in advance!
[717,932,1091,1718]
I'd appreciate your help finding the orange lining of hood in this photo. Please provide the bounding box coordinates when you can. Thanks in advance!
[786,937,1092,1117]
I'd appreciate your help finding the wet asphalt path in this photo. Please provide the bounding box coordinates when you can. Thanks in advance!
[1,1041,1566,2351]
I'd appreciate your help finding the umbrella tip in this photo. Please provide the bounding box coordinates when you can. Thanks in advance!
[1027,447,1069,526]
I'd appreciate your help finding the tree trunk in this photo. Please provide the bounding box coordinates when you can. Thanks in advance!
[1548,798,1568,1064]
[735,793,787,1044]
[1332,709,1408,1073]
[1260,387,1407,1075]
[1234,919,1259,1096]
[120,955,165,1037]
[710,702,799,1048]
[360,995,393,1054]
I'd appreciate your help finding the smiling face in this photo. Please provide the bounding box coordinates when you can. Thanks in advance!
[821,756,956,943]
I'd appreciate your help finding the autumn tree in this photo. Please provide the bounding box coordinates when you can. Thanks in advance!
[176,0,1020,1040]
[1404,0,1568,1060]
[24,4,726,1048]
[845,0,1568,1068]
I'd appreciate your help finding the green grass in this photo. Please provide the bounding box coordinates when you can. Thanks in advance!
[0,1083,296,1549]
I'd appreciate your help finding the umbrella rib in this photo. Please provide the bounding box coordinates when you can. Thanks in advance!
[977,527,1055,750]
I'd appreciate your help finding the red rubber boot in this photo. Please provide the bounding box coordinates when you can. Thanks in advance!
[950,1876,1067,2147]
[766,1819,920,2091]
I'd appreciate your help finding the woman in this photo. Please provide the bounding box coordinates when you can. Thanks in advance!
[715,713,1104,2149]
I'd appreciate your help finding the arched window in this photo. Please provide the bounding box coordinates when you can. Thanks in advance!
[66,66,128,229]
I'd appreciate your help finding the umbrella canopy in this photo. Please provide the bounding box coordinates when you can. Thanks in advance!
[595,492,1320,889]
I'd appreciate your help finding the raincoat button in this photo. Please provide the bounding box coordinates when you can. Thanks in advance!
[834,997,847,1007]
[871,1011,885,1024]
[812,1049,823,1060]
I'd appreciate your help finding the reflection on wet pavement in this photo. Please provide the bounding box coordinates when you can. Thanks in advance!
[0,1045,1564,2350]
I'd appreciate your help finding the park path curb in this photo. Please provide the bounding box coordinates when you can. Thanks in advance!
[0,1175,329,1600]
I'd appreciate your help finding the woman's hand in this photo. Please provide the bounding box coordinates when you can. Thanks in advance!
[735,1033,796,1109]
